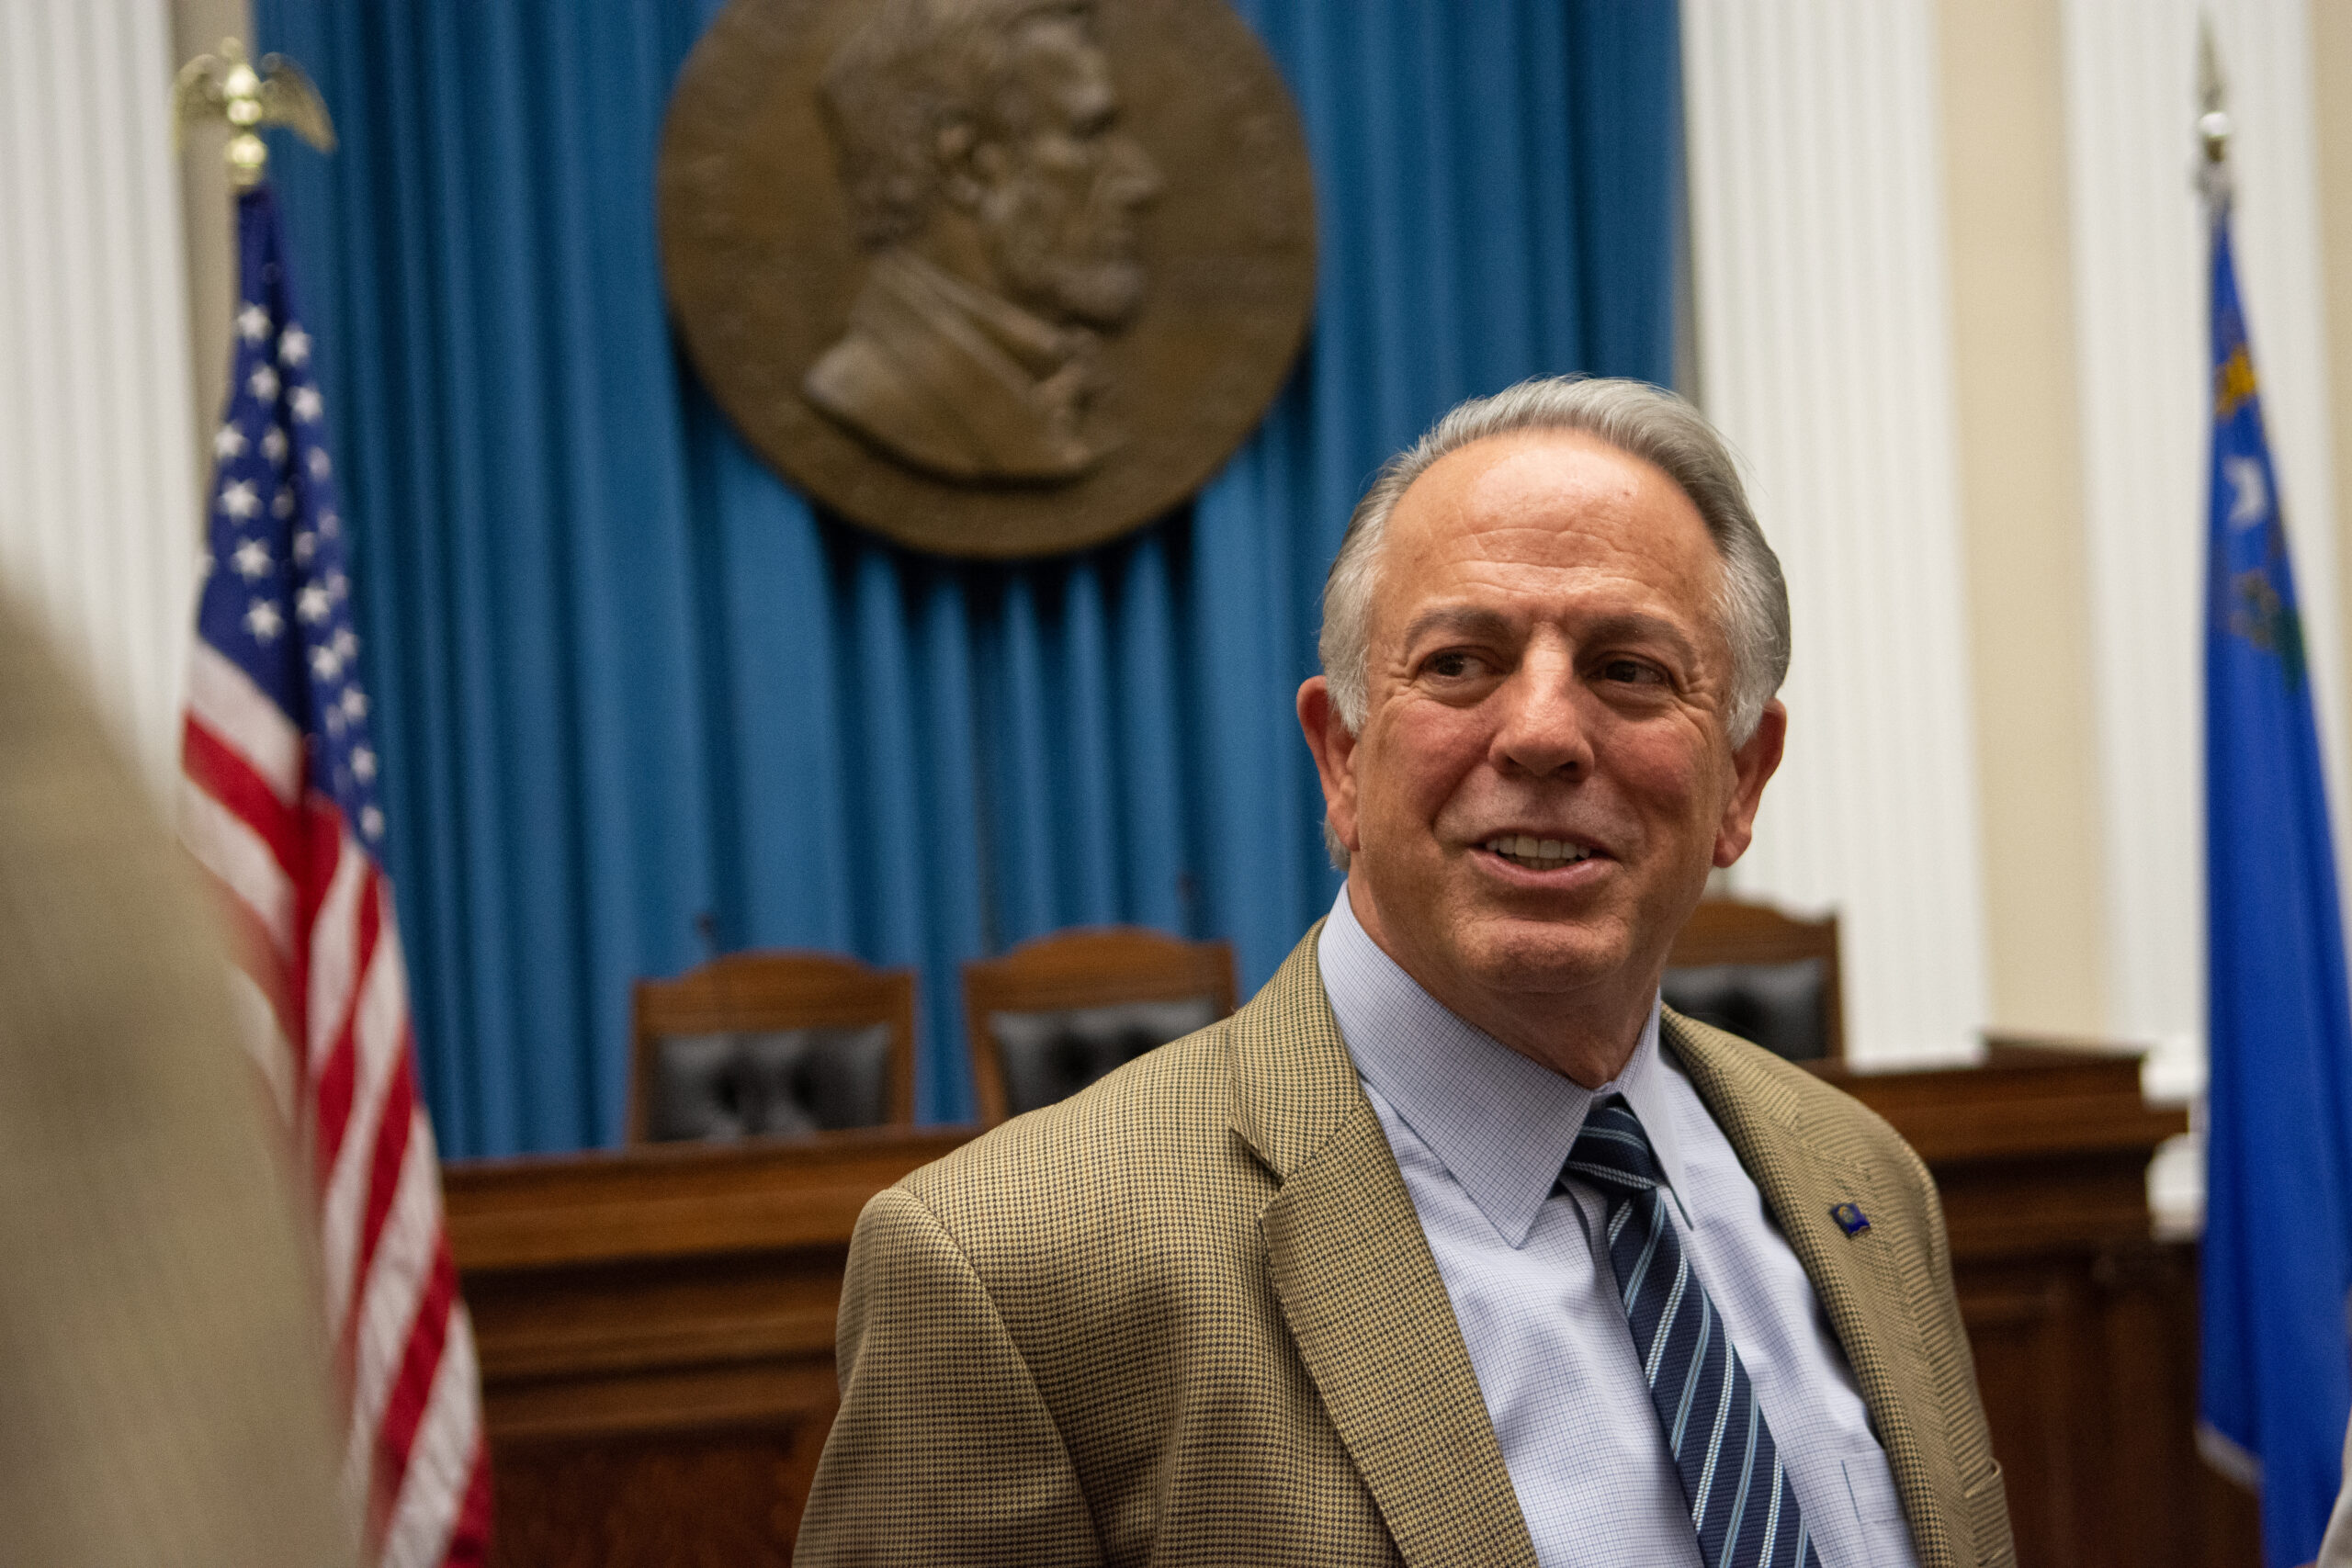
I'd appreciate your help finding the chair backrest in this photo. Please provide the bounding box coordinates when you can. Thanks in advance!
[628,951,916,1144]
[963,926,1238,1123]
[1662,898,1845,1063]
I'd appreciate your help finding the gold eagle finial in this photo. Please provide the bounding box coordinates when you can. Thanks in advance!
[173,39,335,189]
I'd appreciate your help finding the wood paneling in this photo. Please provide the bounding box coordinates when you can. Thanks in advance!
[491,1428,823,1568]
[448,1048,2256,1566]
[448,1128,965,1566]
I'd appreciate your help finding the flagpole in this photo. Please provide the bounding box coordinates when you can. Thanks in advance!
[172,39,336,545]
[2192,18,2352,1565]
[170,39,497,1568]
[2198,16,2232,180]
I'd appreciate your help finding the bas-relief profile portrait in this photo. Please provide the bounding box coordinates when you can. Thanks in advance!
[657,0,1314,558]
[803,0,1163,483]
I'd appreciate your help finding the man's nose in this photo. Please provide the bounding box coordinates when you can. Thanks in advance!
[1490,666,1595,780]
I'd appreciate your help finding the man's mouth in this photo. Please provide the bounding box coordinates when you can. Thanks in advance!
[1482,835,1598,872]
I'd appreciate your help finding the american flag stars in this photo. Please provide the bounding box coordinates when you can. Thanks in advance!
[180,192,491,1562]
[195,289,389,845]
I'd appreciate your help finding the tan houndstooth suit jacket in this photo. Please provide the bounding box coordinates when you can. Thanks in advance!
[796,927,2017,1567]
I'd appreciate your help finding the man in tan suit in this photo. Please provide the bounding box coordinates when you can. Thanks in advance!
[798,378,2015,1566]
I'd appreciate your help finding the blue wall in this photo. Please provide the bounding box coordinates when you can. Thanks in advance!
[252,0,1683,1156]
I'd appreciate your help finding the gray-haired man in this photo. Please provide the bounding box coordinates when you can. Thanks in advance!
[798,377,2014,1568]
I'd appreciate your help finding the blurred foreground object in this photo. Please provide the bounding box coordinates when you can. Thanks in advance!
[173,103,491,1563]
[0,592,354,1565]
[2192,28,2352,1567]
[2323,1410,2352,1565]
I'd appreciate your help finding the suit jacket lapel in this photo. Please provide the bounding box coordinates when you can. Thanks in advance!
[1665,1011,1967,1568]
[1231,931,1539,1568]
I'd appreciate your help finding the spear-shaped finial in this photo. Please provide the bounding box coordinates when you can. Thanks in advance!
[2198,15,2233,164]
[172,39,335,191]
[2197,14,2233,205]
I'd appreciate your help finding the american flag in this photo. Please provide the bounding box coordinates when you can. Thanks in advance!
[179,186,492,1567]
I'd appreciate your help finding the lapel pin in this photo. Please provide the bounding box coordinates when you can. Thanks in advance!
[1830,1201,1871,1236]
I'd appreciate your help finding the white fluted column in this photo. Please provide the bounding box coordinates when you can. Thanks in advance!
[2063,0,2342,1100]
[1682,0,1992,1065]
[0,0,200,793]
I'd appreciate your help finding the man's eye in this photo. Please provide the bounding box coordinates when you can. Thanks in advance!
[1426,651,1482,679]
[1600,658,1666,686]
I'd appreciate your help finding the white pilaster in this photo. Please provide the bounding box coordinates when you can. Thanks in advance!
[0,0,201,792]
[1681,0,1991,1065]
[2063,0,2342,1100]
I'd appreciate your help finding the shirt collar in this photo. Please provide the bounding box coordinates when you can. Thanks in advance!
[1316,886,1688,1247]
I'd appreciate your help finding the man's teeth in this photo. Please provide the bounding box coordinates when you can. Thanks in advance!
[1484,835,1595,869]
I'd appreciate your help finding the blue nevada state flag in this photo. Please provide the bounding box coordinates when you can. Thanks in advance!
[2199,201,2352,1568]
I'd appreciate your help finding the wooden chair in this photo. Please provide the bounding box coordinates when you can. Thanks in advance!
[963,927,1238,1124]
[1663,898,1846,1063]
[628,951,916,1144]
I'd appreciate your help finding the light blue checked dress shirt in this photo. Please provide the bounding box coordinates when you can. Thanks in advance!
[1317,891,1920,1568]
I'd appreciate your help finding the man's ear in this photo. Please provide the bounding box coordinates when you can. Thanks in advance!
[1713,699,1786,869]
[1297,676,1362,858]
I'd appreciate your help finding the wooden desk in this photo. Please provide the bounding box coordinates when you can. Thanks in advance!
[447,1127,967,1565]
[1823,1045,2252,1568]
[449,1048,2249,1567]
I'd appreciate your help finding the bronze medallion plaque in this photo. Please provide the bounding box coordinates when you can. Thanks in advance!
[658,0,1317,558]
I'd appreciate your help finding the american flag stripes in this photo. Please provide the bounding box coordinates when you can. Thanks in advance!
[179,186,492,1567]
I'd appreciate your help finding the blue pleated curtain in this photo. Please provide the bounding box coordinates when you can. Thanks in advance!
[250,0,1682,1157]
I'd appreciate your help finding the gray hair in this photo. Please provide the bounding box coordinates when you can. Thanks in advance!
[819,0,1091,251]
[1317,377,1790,863]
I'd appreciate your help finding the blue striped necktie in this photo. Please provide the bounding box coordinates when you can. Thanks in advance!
[1562,1094,1821,1568]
